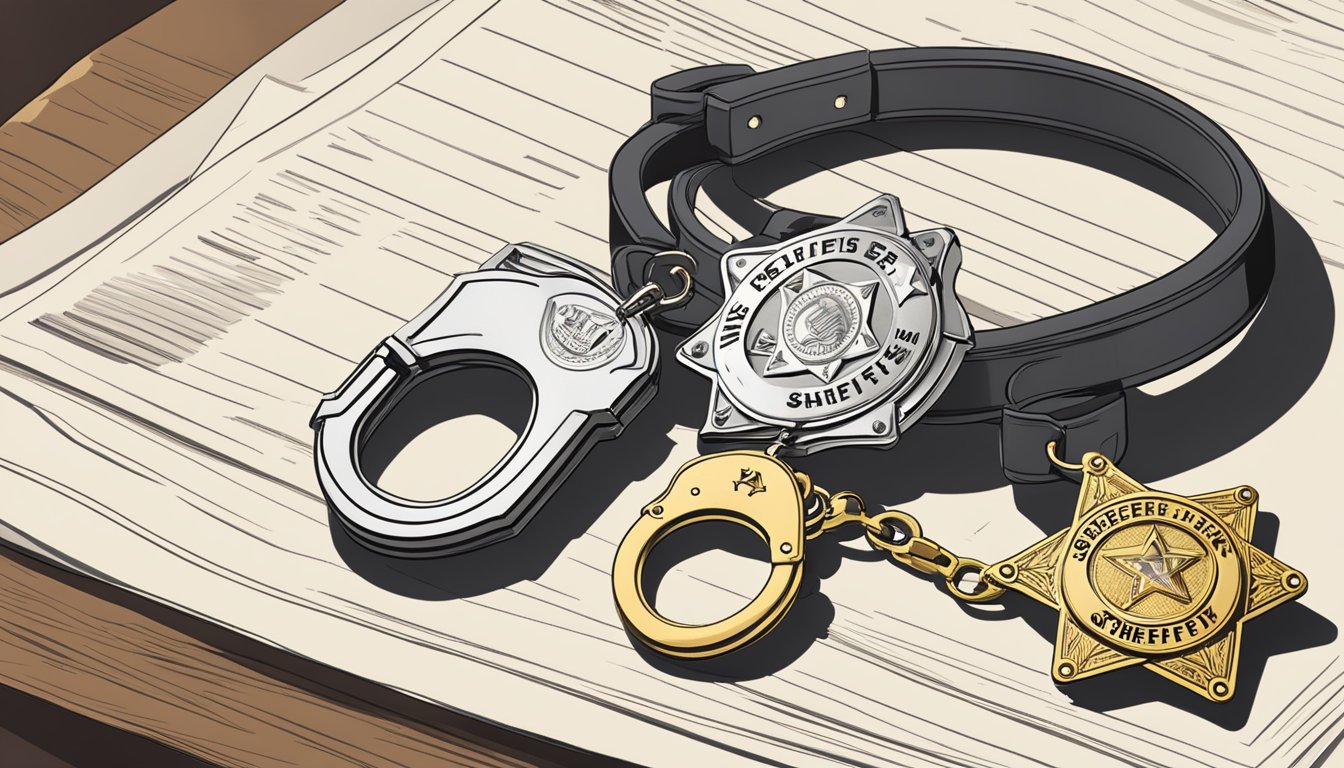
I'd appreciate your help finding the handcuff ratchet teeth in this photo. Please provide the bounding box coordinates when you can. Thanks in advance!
[311,243,680,557]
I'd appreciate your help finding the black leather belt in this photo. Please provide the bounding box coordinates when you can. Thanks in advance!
[608,48,1274,482]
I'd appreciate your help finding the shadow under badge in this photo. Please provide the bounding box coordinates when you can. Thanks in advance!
[977,509,1337,730]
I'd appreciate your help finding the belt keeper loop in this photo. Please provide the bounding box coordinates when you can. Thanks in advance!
[1000,390,1129,484]
[650,64,756,121]
[703,51,876,164]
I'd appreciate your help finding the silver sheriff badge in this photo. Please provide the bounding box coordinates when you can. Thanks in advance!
[677,195,972,454]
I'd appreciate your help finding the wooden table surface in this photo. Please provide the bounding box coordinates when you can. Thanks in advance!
[0,2,608,765]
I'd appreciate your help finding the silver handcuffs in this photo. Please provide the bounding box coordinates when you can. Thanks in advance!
[312,195,969,556]
[311,244,658,557]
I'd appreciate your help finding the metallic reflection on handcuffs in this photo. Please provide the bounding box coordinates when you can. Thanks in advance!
[610,194,968,650]
[613,440,1306,702]
[304,43,1304,704]
[308,194,1306,702]
[310,243,682,557]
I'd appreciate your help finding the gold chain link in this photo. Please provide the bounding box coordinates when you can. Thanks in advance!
[804,483,1005,602]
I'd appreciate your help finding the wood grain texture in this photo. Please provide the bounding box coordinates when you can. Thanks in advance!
[0,544,619,768]
[0,679,212,768]
[0,1,173,124]
[0,0,342,244]
[0,1,1341,767]
[0,2,620,767]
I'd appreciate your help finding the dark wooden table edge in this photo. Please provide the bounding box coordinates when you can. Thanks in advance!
[0,540,632,768]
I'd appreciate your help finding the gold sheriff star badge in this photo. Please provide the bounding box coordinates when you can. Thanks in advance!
[988,448,1307,702]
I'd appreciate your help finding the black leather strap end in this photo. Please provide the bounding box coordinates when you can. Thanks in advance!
[651,64,756,121]
[1000,390,1128,483]
[704,51,873,163]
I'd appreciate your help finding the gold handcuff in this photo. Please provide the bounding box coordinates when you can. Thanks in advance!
[613,443,1308,701]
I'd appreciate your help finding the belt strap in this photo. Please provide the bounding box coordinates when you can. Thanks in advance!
[609,48,1273,481]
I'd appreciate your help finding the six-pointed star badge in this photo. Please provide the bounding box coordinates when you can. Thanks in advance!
[988,452,1308,702]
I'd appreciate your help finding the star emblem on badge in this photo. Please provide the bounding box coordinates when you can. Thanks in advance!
[1104,525,1201,607]
[750,268,882,384]
[988,451,1308,702]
